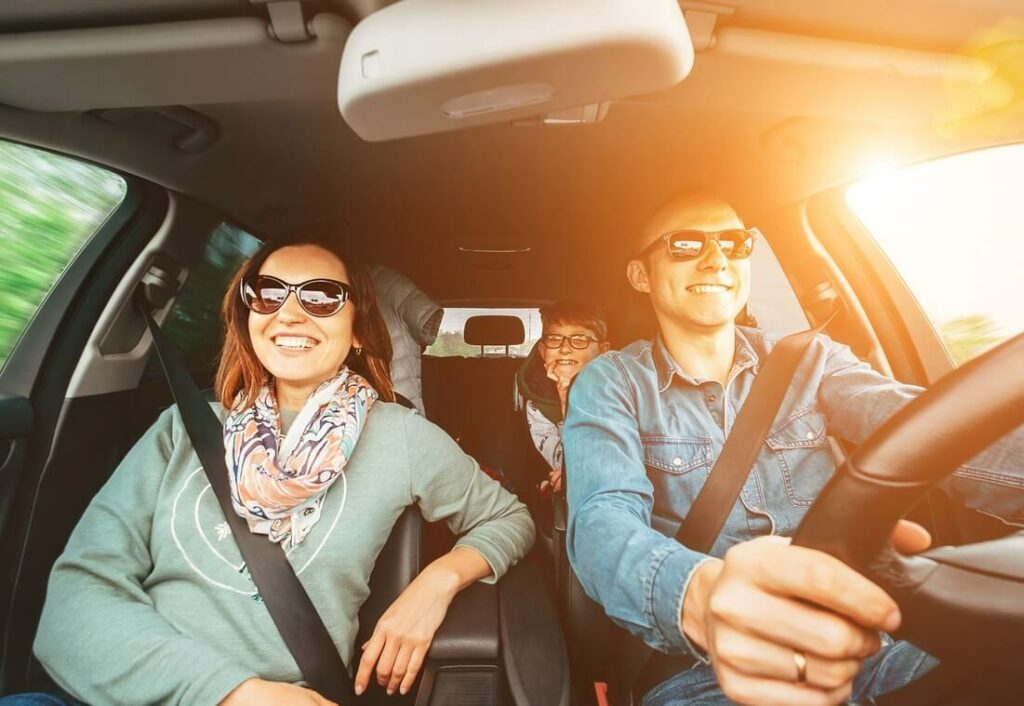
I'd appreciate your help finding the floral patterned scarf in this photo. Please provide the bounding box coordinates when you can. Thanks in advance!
[224,368,377,548]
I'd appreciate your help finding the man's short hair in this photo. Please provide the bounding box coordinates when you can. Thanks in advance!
[540,298,609,342]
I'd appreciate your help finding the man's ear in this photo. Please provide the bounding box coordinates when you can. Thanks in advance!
[626,259,651,293]
[599,341,611,353]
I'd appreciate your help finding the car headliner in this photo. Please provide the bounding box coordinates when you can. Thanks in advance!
[0,0,1021,302]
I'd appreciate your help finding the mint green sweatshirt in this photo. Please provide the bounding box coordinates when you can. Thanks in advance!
[34,402,535,705]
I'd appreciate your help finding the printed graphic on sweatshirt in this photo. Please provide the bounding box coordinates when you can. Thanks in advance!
[170,467,347,596]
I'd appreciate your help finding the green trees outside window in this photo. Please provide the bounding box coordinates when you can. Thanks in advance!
[0,140,126,370]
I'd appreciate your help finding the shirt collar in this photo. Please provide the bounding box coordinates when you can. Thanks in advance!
[653,326,761,393]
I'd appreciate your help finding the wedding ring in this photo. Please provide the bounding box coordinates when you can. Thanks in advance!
[793,649,808,683]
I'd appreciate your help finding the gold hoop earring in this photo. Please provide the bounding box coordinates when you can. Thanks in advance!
[354,346,363,356]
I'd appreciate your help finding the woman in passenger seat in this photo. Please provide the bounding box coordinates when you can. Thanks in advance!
[19,240,534,706]
[516,298,609,495]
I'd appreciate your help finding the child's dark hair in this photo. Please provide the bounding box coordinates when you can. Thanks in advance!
[539,298,608,342]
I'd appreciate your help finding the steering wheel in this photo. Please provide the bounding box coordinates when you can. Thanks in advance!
[791,333,1024,696]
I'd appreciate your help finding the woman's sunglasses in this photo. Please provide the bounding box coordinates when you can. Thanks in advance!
[240,275,353,317]
[638,228,759,261]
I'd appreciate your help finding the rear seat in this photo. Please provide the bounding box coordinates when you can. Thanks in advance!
[420,315,550,556]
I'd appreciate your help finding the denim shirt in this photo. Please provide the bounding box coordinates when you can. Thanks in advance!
[563,327,1024,658]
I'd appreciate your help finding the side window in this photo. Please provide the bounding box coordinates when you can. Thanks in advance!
[748,235,808,334]
[847,144,1023,365]
[150,223,262,372]
[0,140,127,371]
[426,307,542,358]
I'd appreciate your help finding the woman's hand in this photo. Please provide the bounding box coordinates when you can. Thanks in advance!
[220,678,338,705]
[356,546,491,696]
[682,520,931,706]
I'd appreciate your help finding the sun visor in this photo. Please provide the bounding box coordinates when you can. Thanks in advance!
[337,0,693,141]
[0,15,351,112]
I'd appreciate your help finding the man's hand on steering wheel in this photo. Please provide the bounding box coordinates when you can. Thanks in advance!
[680,520,931,706]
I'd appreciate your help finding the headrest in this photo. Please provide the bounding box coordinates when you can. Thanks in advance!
[464,315,526,346]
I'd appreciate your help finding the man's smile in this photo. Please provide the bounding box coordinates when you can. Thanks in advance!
[685,283,733,294]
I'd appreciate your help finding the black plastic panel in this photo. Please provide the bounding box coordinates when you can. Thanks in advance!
[0,394,31,439]
[427,666,499,706]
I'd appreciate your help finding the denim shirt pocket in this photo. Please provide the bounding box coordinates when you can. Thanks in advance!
[643,436,713,474]
[642,436,713,524]
[765,406,834,507]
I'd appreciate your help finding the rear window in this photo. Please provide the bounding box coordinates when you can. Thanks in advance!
[425,307,541,358]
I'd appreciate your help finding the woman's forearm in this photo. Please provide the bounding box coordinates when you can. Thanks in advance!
[417,545,493,598]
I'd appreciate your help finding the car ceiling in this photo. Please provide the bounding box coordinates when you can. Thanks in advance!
[0,0,1022,303]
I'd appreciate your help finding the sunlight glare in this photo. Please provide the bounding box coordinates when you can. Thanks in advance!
[847,144,1024,364]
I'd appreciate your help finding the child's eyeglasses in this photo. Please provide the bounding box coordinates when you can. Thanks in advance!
[540,334,600,350]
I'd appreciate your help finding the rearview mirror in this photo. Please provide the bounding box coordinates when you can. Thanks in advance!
[338,0,693,141]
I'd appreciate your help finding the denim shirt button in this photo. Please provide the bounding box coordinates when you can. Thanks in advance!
[708,395,717,402]
[672,457,683,466]
[805,431,815,440]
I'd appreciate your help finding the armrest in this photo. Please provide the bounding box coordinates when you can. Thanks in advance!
[499,552,571,706]
[427,580,499,660]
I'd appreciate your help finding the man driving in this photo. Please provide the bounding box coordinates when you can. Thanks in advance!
[563,191,1024,706]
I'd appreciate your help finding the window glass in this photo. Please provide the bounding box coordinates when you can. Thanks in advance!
[0,140,127,371]
[846,144,1024,365]
[151,223,262,372]
[426,308,542,358]
[747,235,808,334]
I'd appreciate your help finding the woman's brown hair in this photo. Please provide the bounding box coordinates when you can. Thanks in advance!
[215,236,395,409]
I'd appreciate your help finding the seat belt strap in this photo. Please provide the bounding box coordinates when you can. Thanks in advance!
[140,297,355,702]
[674,321,829,551]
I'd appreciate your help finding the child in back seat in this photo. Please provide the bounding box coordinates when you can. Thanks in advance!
[515,298,610,495]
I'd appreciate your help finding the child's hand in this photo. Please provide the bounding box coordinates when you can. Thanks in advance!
[538,468,563,498]
[544,358,575,396]
[548,468,563,493]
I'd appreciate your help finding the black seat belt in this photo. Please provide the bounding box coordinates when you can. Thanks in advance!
[632,320,829,698]
[673,322,828,551]
[139,297,356,703]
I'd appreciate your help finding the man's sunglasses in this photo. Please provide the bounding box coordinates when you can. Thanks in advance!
[240,275,353,317]
[638,228,759,261]
[539,334,601,350]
